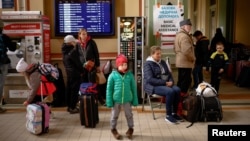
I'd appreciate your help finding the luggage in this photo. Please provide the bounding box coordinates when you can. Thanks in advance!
[26,103,50,135]
[182,93,201,128]
[235,66,250,87]
[235,60,250,81]
[200,96,223,122]
[79,94,99,128]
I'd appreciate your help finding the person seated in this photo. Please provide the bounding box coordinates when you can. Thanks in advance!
[143,46,183,124]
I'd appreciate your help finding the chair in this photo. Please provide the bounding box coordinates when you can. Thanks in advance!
[142,92,165,120]
[141,57,171,120]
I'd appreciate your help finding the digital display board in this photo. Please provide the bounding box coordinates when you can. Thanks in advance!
[54,0,115,36]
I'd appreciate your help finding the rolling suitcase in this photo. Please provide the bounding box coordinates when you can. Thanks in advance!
[79,94,99,128]
[26,102,50,135]
[200,96,223,122]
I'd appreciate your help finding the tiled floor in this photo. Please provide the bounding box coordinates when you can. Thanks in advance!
[0,104,250,141]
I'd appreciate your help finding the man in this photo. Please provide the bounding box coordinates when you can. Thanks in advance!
[174,19,195,116]
[192,30,210,89]
[0,27,16,113]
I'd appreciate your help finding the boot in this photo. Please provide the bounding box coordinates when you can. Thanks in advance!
[111,128,121,140]
[126,128,134,139]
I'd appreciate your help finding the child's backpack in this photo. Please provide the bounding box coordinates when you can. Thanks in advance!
[38,63,59,81]
[26,62,59,82]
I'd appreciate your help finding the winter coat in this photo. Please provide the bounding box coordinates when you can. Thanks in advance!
[25,71,56,103]
[76,38,100,67]
[106,70,138,108]
[194,36,210,66]
[174,28,195,68]
[62,43,85,77]
[143,57,174,94]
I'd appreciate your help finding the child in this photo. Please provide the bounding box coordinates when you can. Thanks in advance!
[106,54,138,140]
[206,41,229,92]
[15,58,56,106]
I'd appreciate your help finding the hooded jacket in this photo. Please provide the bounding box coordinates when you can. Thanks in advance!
[143,56,174,94]
[106,70,138,108]
[194,36,210,66]
[61,43,84,77]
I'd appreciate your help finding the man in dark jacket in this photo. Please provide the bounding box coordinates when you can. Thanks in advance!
[0,28,16,113]
[192,30,210,88]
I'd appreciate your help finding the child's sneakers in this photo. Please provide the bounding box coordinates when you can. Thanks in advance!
[126,128,134,139]
[111,128,121,140]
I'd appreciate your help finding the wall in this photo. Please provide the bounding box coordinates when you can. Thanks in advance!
[234,0,250,45]
[41,0,140,59]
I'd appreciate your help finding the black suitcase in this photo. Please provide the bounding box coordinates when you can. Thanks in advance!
[79,94,99,128]
[236,66,250,87]
[200,96,223,122]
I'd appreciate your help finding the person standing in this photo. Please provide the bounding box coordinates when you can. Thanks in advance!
[210,28,227,55]
[62,35,84,114]
[143,46,182,124]
[0,28,16,113]
[106,54,138,140]
[174,19,195,116]
[76,28,105,105]
[206,41,229,92]
[192,30,210,88]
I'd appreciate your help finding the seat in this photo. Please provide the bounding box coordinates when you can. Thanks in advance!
[141,57,171,120]
[142,92,165,120]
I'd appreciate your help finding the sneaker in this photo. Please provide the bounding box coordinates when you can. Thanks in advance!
[173,114,184,122]
[111,128,121,140]
[0,107,7,113]
[165,115,178,124]
[126,128,134,139]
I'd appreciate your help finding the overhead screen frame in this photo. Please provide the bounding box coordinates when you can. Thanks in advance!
[54,0,115,37]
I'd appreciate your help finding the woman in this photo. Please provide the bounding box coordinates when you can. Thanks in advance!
[143,46,182,124]
[76,28,105,104]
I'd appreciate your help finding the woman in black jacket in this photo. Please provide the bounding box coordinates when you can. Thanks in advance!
[62,35,84,114]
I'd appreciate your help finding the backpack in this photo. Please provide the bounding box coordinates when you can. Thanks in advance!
[182,92,201,128]
[38,63,59,82]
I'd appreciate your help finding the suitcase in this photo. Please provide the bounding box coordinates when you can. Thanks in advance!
[200,96,223,122]
[79,94,99,128]
[26,103,50,135]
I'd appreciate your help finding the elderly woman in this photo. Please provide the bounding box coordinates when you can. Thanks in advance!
[143,46,182,124]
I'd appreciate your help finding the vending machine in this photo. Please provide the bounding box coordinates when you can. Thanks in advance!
[1,11,51,69]
[0,11,51,104]
[117,17,147,102]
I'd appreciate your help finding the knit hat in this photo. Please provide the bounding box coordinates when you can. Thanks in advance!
[116,54,128,67]
[179,19,192,27]
[16,58,28,72]
[64,35,77,43]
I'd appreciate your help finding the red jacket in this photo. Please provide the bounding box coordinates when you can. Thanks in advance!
[36,75,56,96]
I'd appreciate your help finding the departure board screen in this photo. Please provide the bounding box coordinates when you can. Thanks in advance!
[54,0,115,36]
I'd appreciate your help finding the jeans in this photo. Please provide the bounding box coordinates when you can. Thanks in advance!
[153,85,181,115]
[192,64,203,88]
[0,64,9,104]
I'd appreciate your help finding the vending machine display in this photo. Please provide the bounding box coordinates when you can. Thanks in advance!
[117,17,147,102]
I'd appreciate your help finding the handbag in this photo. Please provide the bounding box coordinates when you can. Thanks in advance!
[79,82,98,95]
[96,71,106,84]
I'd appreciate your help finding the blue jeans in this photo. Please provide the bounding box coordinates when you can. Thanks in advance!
[0,64,9,102]
[153,85,181,115]
[192,64,203,88]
